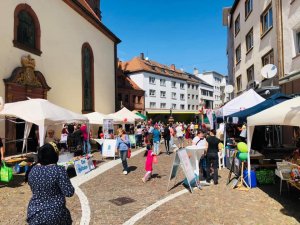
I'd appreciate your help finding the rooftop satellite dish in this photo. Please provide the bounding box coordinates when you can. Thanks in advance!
[0,97,4,111]
[224,85,234,93]
[261,64,277,79]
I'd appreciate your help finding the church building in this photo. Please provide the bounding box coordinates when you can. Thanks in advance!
[0,0,120,154]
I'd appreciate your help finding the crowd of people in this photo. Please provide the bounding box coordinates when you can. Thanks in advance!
[0,119,224,224]
[117,121,223,186]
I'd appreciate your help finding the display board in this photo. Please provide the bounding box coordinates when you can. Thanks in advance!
[103,119,114,139]
[167,148,200,193]
[102,139,117,158]
[170,152,180,180]
[177,149,197,184]
[74,158,91,176]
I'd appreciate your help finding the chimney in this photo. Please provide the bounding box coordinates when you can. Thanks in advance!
[193,67,199,75]
[140,53,144,60]
[170,64,175,70]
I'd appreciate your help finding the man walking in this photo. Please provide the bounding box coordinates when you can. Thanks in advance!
[163,124,171,155]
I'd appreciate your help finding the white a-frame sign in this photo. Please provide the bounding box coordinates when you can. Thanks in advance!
[167,148,201,193]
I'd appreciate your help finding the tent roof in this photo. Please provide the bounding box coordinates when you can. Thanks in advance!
[216,89,265,117]
[0,98,88,126]
[227,93,291,122]
[247,97,300,126]
[111,107,143,123]
[85,112,124,124]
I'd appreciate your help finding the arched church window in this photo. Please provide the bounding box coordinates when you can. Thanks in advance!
[82,43,94,113]
[17,11,35,48]
[13,4,41,55]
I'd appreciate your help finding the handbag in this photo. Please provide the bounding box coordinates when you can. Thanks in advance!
[0,161,13,182]
[153,155,158,164]
[127,148,131,158]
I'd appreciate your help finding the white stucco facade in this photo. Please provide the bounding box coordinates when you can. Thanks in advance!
[280,0,300,82]
[224,0,279,96]
[0,0,118,138]
[128,72,187,111]
[196,71,228,108]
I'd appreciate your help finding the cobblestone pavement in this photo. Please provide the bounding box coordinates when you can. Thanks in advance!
[0,173,81,225]
[0,148,108,225]
[1,142,300,225]
[81,142,300,225]
[80,144,185,225]
[137,168,300,225]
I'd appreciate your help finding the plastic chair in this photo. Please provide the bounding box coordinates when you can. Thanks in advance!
[218,148,225,170]
[275,162,291,195]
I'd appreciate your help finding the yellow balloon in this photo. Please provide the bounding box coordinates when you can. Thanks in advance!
[237,142,248,153]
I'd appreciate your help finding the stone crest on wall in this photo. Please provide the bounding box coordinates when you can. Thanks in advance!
[4,54,50,91]
[15,55,42,87]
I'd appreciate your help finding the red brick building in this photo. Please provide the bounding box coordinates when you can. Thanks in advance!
[116,63,145,113]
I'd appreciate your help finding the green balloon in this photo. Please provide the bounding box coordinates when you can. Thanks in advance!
[238,152,248,161]
[237,142,248,153]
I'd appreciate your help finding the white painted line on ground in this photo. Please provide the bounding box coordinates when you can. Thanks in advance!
[123,189,190,225]
[71,148,146,225]
[74,186,90,225]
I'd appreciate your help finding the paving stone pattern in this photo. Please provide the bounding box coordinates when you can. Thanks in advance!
[1,142,300,225]
[137,168,300,225]
[80,144,185,225]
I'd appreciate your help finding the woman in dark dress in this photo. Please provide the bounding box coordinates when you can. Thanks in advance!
[27,142,74,225]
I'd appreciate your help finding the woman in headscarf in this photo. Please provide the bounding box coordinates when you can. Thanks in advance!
[27,142,74,225]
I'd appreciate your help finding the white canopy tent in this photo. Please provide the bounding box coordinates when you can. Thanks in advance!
[216,89,265,148]
[246,97,300,185]
[110,107,143,124]
[85,112,122,125]
[216,89,265,118]
[0,98,88,151]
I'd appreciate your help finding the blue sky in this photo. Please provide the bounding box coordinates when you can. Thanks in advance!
[101,0,234,75]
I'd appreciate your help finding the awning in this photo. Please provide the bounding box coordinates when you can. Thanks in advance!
[135,112,147,120]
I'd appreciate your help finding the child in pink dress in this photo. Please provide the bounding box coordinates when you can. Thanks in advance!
[142,145,155,183]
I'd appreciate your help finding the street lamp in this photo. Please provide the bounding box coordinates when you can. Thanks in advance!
[168,108,174,124]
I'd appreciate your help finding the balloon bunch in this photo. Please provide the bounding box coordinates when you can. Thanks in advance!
[237,142,248,161]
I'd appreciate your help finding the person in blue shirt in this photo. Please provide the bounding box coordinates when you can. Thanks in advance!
[116,130,130,175]
[152,125,161,155]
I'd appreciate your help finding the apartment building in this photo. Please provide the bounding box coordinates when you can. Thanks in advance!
[280,0,300,95]
[195,71,228,108]
[121,54,217,122]
[121,54,190,116]
[223,0,282,96]
[185,74,200,111]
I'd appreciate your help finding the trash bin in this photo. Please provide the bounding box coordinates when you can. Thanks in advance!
[243,170,257,188]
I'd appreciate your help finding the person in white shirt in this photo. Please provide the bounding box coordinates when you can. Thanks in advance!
[192,129,208,180]
[192,129,208,149]
[175,123,184,148]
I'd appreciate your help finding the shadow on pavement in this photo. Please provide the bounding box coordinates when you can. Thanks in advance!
[151,173,162,179]
[258,178,300,223]
[0,174,25,188]
[128,166,137,173]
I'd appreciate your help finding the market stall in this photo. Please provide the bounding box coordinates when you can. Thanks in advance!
[216,89,265,145]
[247,97,300,186]
[0,98,88,151]
[225,93,291,170]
